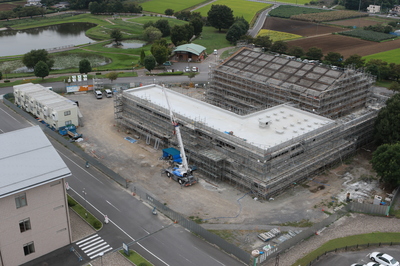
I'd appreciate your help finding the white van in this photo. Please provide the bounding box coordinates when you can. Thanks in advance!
[105,89,113,98]
[94,89,103,99]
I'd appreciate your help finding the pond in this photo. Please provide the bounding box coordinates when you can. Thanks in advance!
[104,40,146,49]
[0,22,96,57]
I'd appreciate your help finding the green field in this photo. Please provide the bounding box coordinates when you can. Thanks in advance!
[258,29,301,41]
[364,48,400,64]
[127,16,188,27]
[140,0,205,14]
[194,0,270,23]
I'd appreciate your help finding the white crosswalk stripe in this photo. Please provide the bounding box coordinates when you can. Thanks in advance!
[75,234,113,259]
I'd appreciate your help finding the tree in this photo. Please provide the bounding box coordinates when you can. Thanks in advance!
[22,49,54,70]
[374,93,400,145]
[324,52,343,66]
[79,59,92,74]
[151,43,169,65]
[188,72,196,83]
[165,8,174,16]
[371,143,400,188]
[123,2,142,13]
[34,61,49,80]
[305,47,323,61]
[170,24,193,46]
[389,81,400,92]
[207,5,234,32]
[271,41,288,53]
[110,29,123,45]
[140,49,146,65]
[144,55,156,73]
[0,71,2,80]
[143,26,162,43]
[344,54,365,69]
[154,19,170,37]
[254,35,272,50]
[389,63,400,81]
[190,17,203,37]
[226,23,244,44]
[366,59,390,81]
[288,46,304,58]
[143,21,155,30]
[106,72,119,83]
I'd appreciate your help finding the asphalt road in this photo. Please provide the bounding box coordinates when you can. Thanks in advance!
[0,100,244,266]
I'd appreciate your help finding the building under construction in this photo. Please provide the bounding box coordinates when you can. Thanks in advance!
[115,48,385,199]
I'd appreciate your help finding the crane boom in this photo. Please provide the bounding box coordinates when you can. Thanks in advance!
[162,85,189,173]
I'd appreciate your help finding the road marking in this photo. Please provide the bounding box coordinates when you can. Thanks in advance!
[75,234,112,260]
[106,200,121,212]
[69,186,169,265]
[0,106,21,123]
[57,150,104,184]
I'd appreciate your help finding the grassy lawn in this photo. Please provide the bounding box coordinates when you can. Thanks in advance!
[67,195,102,230]
[127,15,188,27]
[363,48,400,64]
[140,0,206,14]
[194,0,270,22]
[119,250,152,265]
[192,26,231,53]
[293,232,400,266]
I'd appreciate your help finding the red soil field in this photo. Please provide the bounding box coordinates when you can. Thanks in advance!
[263,17,346,37]
[0,1,25,11]
[286,34,400,58]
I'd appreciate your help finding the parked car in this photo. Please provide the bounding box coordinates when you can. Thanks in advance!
[163,61,172,66]
[185,66,191,72]
[192,66,198,72]
[365,263,384,266]
[370,252,399,266]
[213,49,218,55]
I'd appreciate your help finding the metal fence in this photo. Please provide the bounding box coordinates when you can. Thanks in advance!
[348,201,389,216]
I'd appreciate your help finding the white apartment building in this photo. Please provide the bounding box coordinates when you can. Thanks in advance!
[0,126,72,266]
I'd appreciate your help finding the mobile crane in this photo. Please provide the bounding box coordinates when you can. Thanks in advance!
[161,85,197,186]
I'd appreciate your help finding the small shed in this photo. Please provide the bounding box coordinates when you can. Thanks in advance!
[173,43,206,62]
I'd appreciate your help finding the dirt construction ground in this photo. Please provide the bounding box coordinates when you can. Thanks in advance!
[66,90,388,252]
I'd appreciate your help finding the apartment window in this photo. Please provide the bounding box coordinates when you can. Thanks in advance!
[19,218,31,232]
[64,110,71,116]
[65,120,72,126]
[15,193,27,208]
[23,242,35,256]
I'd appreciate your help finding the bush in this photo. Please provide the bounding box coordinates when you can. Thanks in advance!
[157,71,184,76]
[96,72,101,75]
[93,220,102,229]
[4,80,10,83]
[67,197,76,207]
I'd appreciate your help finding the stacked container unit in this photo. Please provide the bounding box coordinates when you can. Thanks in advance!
[13,83,80,130]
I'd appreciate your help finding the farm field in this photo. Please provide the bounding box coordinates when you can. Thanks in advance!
[258,29,301,41]
[326,17,398,27]
[263,17,345,37]
[363,48,400,63]
[0,1,25,11]
[287,34,400,58]
[140,0,204,14]
[193,0,270,22]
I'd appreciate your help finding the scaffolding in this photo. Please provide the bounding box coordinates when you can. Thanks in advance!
[113,49,385,199]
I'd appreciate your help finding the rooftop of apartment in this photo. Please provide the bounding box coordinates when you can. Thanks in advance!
[0,126,71,198]
[125,85,334,150]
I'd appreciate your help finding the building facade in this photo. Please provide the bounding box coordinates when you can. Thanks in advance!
[14,83,80,130]
[114,49,385,199]
[0,126,72,266]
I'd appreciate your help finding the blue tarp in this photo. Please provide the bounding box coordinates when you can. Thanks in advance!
[162,147,182,163]
[124,137,137,143]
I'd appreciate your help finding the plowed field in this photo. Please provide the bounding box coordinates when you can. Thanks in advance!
[263,16,400,58]
[263,17,345,36]
[0,1,25,11]
[287,34,400,58]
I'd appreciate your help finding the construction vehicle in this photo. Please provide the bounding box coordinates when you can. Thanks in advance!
[161,85,197,186]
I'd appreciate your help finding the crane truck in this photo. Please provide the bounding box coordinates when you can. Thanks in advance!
[161,85,197,186]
